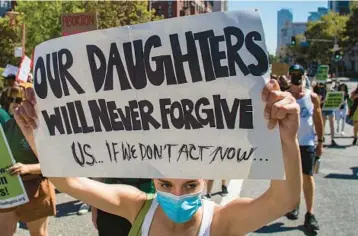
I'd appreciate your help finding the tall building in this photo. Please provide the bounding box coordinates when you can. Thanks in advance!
[150,0,212,19]
[328,0,351,15]
[211,0,228,12]
[277,9,293,54]
[280,22,307,47]
[0,0,11,17]
[308,7,328,22]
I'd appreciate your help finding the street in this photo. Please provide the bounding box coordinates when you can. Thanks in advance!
[15,80,358,236]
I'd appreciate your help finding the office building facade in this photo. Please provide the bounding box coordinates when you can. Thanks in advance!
[150,0,212,19]
[328,0,351,15]
[211,0,228,12]
[308,7,328,22]
[0,0,12,17]
[277,9,293,54]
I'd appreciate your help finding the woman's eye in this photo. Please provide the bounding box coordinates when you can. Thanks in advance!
[185,184,197,189]
[161,183,171,188]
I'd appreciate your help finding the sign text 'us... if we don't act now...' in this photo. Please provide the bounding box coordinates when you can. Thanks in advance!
[32,10,284,179]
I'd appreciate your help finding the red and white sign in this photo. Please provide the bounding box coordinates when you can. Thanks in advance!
[61,12,98,36]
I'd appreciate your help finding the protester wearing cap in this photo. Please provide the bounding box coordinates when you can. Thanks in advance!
[4,74,17,88]
[286,64,323,232]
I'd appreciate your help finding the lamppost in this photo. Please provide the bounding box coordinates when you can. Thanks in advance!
[332,18,340,78]
[5,10,26,58]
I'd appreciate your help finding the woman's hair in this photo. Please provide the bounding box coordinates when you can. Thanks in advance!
[338,83,348,94]
[0,86,25,111]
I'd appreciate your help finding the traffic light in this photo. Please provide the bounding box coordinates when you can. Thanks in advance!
[291,36,296,45]
[334,50,343,60]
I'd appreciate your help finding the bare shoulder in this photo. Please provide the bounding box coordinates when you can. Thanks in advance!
[211,204,231,236]
[210,199,250,236]
[310,92,321,105]
[310,91,319,99]
[113,184,148,223]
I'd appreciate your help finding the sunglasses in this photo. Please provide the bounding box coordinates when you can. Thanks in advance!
[7,97,23,104]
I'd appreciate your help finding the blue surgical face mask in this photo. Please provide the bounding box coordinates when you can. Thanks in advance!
[156,190,203,224]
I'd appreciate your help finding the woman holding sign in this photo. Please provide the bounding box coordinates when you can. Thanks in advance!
[14,80,301,236]
[0,86,56,236]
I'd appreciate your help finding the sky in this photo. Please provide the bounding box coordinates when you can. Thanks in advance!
[228,0,329,54]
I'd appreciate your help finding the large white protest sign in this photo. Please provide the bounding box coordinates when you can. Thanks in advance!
[32,10,284,179]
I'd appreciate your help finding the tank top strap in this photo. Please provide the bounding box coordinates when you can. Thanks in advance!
[305,89,311,96]
[141,197,159,236]
[297,89,312,104]
[198,200,215,236]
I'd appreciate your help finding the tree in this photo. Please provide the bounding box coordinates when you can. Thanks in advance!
[0,16,22,68]
[85,1,162,29]
[15,1,161,55]
[15,1,84,55]
[268,53,279,64]
[303,12,348,64]
[343,6,358,49]
[284,34,310,66]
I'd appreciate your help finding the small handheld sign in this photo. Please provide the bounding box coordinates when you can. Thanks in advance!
[322,92,344,111]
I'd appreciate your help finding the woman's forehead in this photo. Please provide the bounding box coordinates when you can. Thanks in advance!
[155,178,203,184]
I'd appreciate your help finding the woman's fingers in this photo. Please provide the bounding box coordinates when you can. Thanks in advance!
[9,165,21,176]
[264,91,291,119]
[25,87,37,106]
[270,96,297,120]
[18,105,32,125]
[261,79,280,102]
[264,91,298,130]
[10,169,21,176]
[23,99,37,120]
[14,96,38,129]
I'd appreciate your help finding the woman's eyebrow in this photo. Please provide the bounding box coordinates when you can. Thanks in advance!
[157,179,171,184]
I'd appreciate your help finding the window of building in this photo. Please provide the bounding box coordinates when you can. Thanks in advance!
[156,5,164,16]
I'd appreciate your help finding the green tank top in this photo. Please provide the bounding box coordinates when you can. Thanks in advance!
[3,119,38,164]
[0,108,10,127]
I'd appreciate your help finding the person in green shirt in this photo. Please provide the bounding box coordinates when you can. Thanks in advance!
[0,107,10,127]
[0,86,56,236]
[92,178,155,236]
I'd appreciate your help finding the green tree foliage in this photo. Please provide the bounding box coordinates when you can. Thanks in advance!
[284,34,309,65]
[268,54,279,64]
[85,1,162,29]
[14,1,161,55]
[284,12,348,64]
[15,1,84,55]
[0,17,21,67]
[343,6,358,48]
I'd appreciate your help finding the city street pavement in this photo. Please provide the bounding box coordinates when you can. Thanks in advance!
[15,78,358,236]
